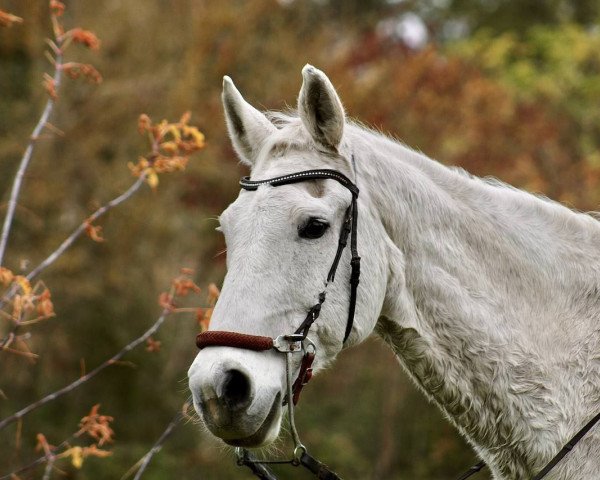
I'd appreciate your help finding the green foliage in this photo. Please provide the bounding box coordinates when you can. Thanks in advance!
[450,24,600,205]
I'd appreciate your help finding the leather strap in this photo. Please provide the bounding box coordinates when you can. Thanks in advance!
[196,329,316,405]
[237,450,279,480]
[454,460,486,480]
[196,331,273,351]
[240,169,358,196]
[455,410,600,480]
[531,410,600,479]
[292,350,315,405]
[299,451,343,480]
[294,292,326,339]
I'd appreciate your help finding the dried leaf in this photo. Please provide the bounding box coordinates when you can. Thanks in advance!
[172,277,201,297]
[138,114,151,134]
[85,222,105,242]
[207,283,220,305]
[0,10,23,28]
[0,267,14,286]
[35,433,53,456]
[82,444,112,459]
[146,168,159,190]
[160,141,178,154]
[179,111,191,125]
[43,73,57,100]
[37,289,55,317]
[61,62,102,84]
[197,308,211,332]
[67,27,100,50]
[77,404,115,446]
[145,337,161,352]
[49,0,65,17]
[158,292,175,311]
[15,276,31,296]
[64,446,84,468]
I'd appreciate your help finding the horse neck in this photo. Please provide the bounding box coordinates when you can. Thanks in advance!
[347,126,600,477]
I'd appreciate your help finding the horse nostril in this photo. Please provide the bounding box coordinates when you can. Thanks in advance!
[220,369,252,410]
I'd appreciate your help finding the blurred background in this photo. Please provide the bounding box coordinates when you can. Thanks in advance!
[1,1,600,478]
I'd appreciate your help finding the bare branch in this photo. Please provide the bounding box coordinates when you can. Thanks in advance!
[0,303,171,432]
[41,455,55,480]
[26,173,146,282]
[129,412,183,480]
[0,51,63,266]
[0,174,146,346]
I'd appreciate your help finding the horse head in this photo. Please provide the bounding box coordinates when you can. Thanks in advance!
[187,65,388,448]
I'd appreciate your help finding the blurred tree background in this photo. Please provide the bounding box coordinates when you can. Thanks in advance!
[1,0,599,479]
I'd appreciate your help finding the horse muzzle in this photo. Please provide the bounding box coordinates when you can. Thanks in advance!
[188,347,284,447]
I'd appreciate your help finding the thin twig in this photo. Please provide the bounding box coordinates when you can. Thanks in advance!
[0,430,80,479]
[0,174,146,347]
[41,455,55,480]
[0,303,171,432]
[0,52,63,266]
[1,449,51,479]
[129,412,183,480]
[26,173,146,282]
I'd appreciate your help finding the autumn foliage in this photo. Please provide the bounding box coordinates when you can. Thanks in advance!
[0,2,212,479]
[1,0,600,479]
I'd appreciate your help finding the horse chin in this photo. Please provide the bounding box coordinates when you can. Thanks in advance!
[222,392,283,448]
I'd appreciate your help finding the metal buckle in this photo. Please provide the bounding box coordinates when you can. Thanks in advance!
[273,334,304,353]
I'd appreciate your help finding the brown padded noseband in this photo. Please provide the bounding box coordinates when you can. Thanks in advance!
[196,331,273,351]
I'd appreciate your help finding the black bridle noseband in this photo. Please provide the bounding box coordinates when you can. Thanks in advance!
[195,166,600,480]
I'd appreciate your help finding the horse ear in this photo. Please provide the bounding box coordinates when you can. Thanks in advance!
[298,65,345,151]
[222,76,276,166]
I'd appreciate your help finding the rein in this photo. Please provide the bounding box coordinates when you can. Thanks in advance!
[195,166,600,480]
[196,167,360,480]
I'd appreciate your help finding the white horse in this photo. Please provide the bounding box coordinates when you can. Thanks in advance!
[188,65,600,479]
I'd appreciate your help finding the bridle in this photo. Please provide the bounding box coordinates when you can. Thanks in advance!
[194,164,600,480]
[196,166,360,480]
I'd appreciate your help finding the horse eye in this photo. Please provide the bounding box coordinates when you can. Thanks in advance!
[299,218,329,239]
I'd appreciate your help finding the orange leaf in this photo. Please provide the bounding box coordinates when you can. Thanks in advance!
[145,337,161,353]
[67,28,100,50]
[0,10,23,28]
[158,292,175,311]
[42,73,57,100]
[77,404,114,446]
[207,283,220,306]
[85,222,104,242]
[14,276,31,295]
[49,0,65,17]
[0,267,14,286]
